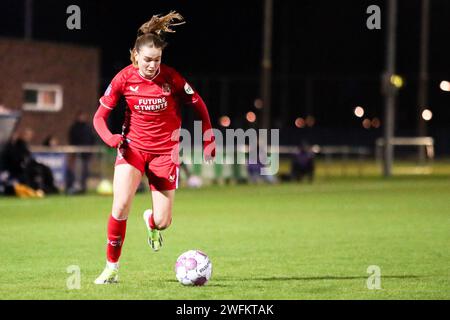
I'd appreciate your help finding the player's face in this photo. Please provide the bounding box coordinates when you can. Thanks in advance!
[135,45,162,79]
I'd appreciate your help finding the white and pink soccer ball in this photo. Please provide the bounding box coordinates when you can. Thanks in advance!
[187,175,203,188]
[175,250,212,286]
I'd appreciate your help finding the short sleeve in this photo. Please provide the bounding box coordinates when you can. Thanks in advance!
[99,71,125,109]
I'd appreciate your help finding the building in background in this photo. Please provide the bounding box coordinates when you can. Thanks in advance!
[0,38,99,145]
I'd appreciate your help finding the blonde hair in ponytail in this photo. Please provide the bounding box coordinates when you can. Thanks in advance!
[130,11,185,67]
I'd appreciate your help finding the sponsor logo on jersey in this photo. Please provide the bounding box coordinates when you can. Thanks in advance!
[134,97,168,112]
[184,82,194,95]
[129,85,139,92]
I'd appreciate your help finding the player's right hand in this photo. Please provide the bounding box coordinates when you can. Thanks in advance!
[106,134,124,148]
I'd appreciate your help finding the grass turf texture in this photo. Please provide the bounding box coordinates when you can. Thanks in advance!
[0,176,449,299]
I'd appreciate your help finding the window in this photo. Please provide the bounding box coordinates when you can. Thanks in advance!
[22,83,63,112]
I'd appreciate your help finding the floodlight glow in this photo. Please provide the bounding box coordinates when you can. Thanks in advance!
[354,106,364,118]
[246,111,256,123]
[422,109,432,121]
[362,118,371,129]
[371,117,381,128]
[390,74,404,88]
[305,115,315,127]
[219,116,231,127]
[439,81,450,92]
[295,117,305,128]
[254,99,263,109]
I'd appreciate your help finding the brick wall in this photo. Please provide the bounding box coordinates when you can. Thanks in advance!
[0,38,100,144]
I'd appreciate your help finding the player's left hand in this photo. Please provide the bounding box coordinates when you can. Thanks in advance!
[204,140,216,163]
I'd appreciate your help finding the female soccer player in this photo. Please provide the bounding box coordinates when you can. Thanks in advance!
[93,11,215,284]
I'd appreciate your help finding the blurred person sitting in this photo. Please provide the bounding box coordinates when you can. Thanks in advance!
[1,128,58,195]
[66,111,96,194]
[291,143,315,183]
[246,143,276,184]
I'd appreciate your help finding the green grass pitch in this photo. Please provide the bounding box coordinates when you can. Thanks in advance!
[0,176,449,299]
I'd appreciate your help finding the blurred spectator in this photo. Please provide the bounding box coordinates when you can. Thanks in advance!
[0,170,15,196]
[291,143,315,183]
[66,111,96,194]
[42,134,60,147]
[246,143,276,184]
[247,161,264,183]
[1,128,58,194]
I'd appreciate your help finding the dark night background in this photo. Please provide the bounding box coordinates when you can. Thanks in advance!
[1,0,449,153]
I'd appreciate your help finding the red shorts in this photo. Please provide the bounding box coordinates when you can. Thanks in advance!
[115,146,179,191]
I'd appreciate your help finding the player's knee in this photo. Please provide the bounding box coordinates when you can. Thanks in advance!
[112,201,130,219]
[156,215,172,230]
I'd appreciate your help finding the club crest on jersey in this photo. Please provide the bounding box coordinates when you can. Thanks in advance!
[129,85,139,92]
[184,82,194,95]
[162,83,171,96]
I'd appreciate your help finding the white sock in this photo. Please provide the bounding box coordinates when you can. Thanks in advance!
[106,261,119,270]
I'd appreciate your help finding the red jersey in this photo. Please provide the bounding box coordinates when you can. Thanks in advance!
[99,64,200,154]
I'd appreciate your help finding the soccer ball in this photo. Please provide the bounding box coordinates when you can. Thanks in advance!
[187,175,203,188]
[175,250,212,286]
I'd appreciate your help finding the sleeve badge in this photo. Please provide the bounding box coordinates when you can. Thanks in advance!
[184,82,195,95]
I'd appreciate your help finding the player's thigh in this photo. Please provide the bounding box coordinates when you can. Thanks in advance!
[151,189,175,226]
[112,164,143,209]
